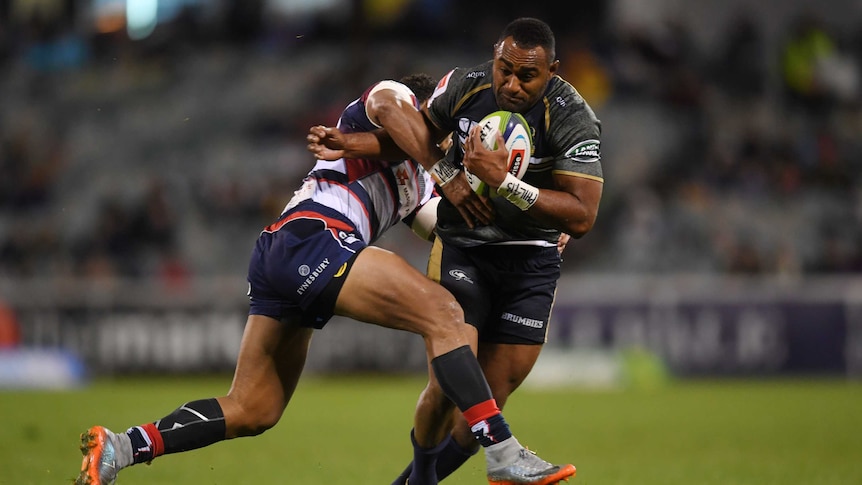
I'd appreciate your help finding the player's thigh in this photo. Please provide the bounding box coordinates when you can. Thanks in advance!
[478,342,543,408]
[224,314,313,417]
[334,246,464,335]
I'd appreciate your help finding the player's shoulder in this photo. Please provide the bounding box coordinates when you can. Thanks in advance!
[445,60,494,91]
[428,61,494,128]
[545,75,599,123]
[343,80,404,133]
[362,79,405,102]
[534,75,601,161]
[366,79,417,106]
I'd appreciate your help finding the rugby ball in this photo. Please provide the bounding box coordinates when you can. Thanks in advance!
[464,111,532,196]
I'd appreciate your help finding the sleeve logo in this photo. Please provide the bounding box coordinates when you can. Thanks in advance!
[565,139,601,163]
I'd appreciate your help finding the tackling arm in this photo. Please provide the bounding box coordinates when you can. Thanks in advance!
[306,127,408,161]
[366,87,448,170]
[307,86,494,227]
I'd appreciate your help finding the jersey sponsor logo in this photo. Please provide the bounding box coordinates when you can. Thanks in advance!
[297,258,330,295]
[395,165,417,210]
[333,262,348,278]
[501,312,544,329]
[448,269,474,284]
[466,70,486,79]
[565,139,601,163]
[338,230,360,244]
[510,149,525,174]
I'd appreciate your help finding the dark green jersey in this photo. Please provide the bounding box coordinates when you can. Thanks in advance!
[427,60,603,247]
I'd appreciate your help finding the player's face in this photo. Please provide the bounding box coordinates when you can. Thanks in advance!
[492,37,557,113]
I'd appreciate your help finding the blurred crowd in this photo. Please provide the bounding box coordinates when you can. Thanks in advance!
[1,0,861,287]
[601,7,862,275]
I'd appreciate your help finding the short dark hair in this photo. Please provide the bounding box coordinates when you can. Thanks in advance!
[498,17,556,62]
[399,73,436,103]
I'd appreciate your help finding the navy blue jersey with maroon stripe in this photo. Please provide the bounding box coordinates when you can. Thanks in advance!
[246,80,436,327]
[278,80,435,244]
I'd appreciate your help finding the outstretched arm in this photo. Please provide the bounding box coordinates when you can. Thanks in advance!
[372,93,495,228]
[307,85,494,227]
[306,126,406,161]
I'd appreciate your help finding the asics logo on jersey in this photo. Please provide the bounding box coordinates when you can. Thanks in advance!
[449,269,474,283]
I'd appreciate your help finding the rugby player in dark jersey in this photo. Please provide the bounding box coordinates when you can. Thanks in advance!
[75,72,575,485]
[308,17,602,485]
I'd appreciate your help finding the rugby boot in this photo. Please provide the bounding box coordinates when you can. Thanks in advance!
[487,446,576,485]
[76,426,123,485]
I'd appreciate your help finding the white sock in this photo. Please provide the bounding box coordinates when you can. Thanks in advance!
[111,430,135,469]
[483,436,521,469]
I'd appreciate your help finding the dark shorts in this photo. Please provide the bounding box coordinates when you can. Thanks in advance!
[247,202,365,328]
[428,238,561,345]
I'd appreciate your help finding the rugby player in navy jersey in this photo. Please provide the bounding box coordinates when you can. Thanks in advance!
[308,17,602,484]
[76,73,575,485]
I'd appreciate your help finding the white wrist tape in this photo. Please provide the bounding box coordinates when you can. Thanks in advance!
[496,173,539,210]
[429,158,460,187]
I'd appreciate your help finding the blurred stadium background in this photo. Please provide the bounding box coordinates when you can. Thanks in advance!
[1,0,861,394]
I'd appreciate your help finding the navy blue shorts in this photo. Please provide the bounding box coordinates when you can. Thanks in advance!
[246,202,366,328]
[428,239,561,344]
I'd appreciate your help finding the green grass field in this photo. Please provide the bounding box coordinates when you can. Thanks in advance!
[1,375,861,484]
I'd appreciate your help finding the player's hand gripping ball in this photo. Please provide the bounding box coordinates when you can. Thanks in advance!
[465,111,532,196]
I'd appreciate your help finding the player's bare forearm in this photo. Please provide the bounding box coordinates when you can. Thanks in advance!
[528,176,603,238]
[338,130,393,159]
[307,127,407,161]
[366,129,436,161]
[374,105,493,227]
[374,102,445,170]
